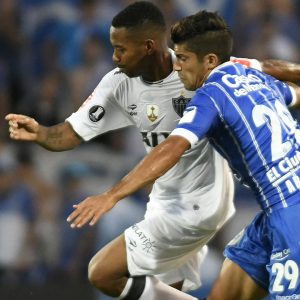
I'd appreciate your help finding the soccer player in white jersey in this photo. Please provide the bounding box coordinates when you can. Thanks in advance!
[6,2,300,300]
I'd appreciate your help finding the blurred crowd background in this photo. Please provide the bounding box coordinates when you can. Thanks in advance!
[0,0,299,299]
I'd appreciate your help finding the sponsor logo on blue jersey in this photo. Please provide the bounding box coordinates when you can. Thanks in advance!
[221,73,271,97]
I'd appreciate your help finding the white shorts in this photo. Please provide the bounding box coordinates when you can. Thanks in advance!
[125,211,212,291]
[124,157,235,292]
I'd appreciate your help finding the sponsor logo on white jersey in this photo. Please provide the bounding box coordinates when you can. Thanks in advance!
[127,104,137,116]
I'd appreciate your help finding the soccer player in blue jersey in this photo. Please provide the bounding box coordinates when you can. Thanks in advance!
[169,12,300,300]
[67,10,300,300]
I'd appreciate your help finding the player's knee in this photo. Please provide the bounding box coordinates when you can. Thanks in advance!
[88,256,125,297]
[88,256,107,289]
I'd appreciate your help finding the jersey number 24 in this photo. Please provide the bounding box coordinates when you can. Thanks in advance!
[252,100,300,162]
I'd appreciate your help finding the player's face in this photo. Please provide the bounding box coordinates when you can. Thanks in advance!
[110,26,149,77]
[173,44,209,91]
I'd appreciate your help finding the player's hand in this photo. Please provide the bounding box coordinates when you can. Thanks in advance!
[5,114,40,141]
[66,194,117,228]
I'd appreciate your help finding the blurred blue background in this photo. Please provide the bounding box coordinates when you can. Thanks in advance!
[0,0,299,299]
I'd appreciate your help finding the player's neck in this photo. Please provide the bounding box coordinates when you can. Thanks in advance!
[141,50,173,83]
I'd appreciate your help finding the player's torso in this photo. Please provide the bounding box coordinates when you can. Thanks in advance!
[208,65,300,211]
[118,71,224,205]
[118,71,193,148]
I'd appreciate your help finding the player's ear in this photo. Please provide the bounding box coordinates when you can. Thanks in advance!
[205,53,219,70]
[145,39,155,54]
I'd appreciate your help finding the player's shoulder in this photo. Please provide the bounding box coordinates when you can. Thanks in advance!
[194,63,238,101]
[230,56,262,71]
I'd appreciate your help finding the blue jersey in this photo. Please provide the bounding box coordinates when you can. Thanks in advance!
[172,62,299,212]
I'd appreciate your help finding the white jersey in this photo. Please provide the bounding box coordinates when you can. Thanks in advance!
[67,52,262,290]
[67,51,258,224]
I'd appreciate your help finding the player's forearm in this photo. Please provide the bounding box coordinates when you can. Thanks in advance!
[261,59,300,83]
[37,122,82,151]
[287,82,300,108]
[105,136,190,202]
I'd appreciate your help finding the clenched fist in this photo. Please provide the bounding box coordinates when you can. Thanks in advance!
[5,114,40,141]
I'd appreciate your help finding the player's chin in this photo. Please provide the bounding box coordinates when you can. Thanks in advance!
[119,67,134,77]
[183,82,196,91]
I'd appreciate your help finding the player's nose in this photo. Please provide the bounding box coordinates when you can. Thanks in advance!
[112,51,121,64]
[173,61,181,71]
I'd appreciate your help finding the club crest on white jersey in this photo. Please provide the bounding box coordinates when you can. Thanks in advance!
[172,94,191,117]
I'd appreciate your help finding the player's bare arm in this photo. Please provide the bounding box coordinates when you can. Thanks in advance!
[261,59,300,83]
[287,82,300,108]
[232,57,300,83]
[67,135,190,228]
[5,114,82,151]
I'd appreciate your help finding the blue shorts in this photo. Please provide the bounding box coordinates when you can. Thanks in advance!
[225,202,300,299]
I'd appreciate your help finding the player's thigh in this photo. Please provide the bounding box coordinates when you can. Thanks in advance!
[89,233,128,280]
[208,258,268,300]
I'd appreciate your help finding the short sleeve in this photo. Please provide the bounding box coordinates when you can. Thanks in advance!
[66,70,134,141]
[271,79,297,107]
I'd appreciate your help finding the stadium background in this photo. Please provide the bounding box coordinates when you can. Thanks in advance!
[0,0,299,299]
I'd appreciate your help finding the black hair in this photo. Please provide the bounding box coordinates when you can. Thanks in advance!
[171,11,232,62]
[112,1,166,31]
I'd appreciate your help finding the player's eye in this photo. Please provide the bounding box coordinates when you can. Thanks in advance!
[114,47,125,55]
[176,55,187,62]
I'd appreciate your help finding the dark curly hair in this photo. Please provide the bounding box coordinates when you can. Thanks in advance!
[171,11,232,63]
[112,1,166,32]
